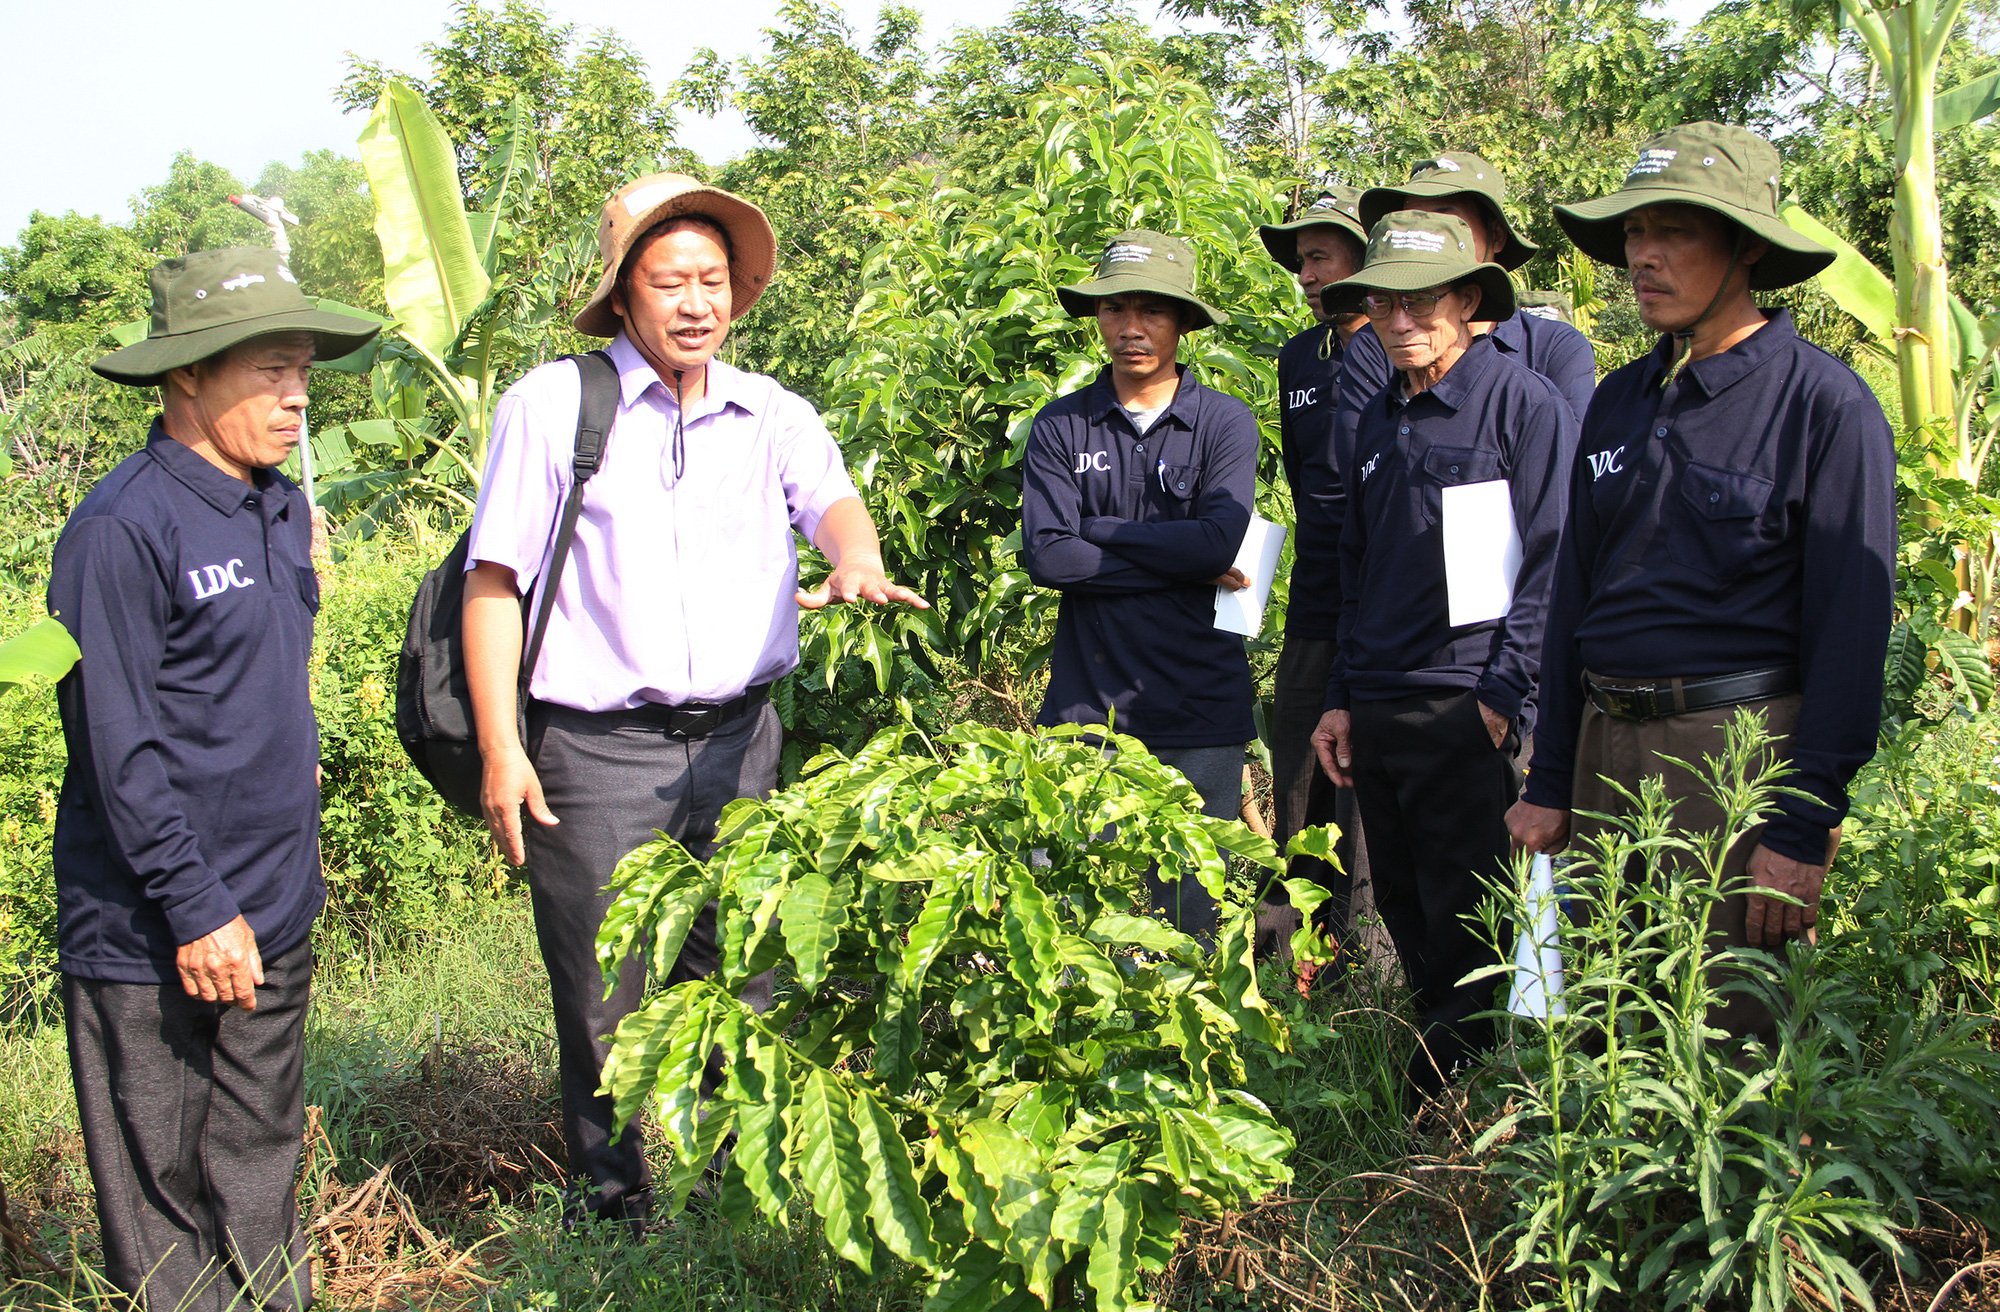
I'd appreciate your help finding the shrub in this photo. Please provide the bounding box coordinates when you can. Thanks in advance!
[1476,711,2000,1312]
[597,723,1329,1311]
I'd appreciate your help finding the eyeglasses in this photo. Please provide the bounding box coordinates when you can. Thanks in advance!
[1360,289,1450,319]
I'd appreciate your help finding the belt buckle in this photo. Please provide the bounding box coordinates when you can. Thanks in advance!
[666,706,721,739]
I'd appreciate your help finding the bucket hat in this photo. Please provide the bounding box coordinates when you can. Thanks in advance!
[1327,211,1518,323]
[1517,289,1575,325]
[91,248,382,387]
[1259,185,1368,272]
[1554,123,1832,290]
[1057,230,1226,328]
[1360,152,1539,271]
[572,172,778,338]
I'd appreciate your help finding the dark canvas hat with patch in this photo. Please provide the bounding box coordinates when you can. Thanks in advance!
[1360,152,1539,271]
[572,171,778,337]
[1328,211,1518,322]
[92,247,382,387]
[1057,230,1226,328]
[1554,122,1832,290]
[1258,185,1368,272]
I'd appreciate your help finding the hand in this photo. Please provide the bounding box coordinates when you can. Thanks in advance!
[1744,842,1828,947]
[1476,699,1510,749]
[177,915,264,1011]
[1506,799,1571,854]
[1211,567,1250,592]
[1311,709,1353,788]
[796,556,930,610]
[482,744,558,868]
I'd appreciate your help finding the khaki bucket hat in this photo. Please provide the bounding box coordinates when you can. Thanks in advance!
[1258,185,1369,272]
[1057,230,1226,328]
[1554,122,1832,290]
[572,172,778,338]
[1517,289,1575,325]
[1360,152,1540,271]
[91,248,382,387]
[1328,211,1519,323]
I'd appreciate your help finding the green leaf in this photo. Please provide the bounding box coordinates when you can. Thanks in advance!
[472,94,536,271]
[797,1070,876,1274]
[598,987,710,1152]
[852,1087,937,1270]
[1003,870,1063,1025]
[1084,1179,1142,1311]
[0,617,80,690]
[356,80,492,358]
[1781,203,1894,346]
[597,838,715,990]
[779,869,847,993]
[724,1027,794,1224]
[1936,69,2000,130]
[1935,629,1995,710]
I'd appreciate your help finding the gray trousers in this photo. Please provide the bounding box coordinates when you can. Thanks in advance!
[1150,743,1245,943]
[64,942,313,1312]
[523,698,780,1219]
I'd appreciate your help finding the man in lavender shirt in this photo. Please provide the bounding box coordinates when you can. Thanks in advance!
[462,173,924,1228]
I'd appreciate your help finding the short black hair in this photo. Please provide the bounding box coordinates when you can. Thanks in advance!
[619,214,735,293]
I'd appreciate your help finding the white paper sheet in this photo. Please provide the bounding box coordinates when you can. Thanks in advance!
[1507,854,1567,1020]
[1213,515,1287,637]
[1441,479,1521,627]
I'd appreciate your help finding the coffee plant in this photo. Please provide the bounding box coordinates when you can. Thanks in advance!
[597,722,1330,1311]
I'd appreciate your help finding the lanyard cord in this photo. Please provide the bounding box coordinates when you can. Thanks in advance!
[669,368,687,480]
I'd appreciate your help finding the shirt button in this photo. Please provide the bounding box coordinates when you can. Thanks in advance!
[1708,492,1721,503]
[1448,464,1460,475]
[1176,481,1187,491]
[1399,425,1411,436]
[1655,426,1667,438]
[1135,444,1145,454]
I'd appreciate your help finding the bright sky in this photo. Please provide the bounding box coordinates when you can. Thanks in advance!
[0,0,990,244]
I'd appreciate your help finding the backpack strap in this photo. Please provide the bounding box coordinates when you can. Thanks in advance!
[521,349,618,684]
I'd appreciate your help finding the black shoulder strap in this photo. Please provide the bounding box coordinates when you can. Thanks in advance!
[520,349,617,683]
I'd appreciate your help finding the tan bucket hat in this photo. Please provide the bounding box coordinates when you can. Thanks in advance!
[572,172,778,338]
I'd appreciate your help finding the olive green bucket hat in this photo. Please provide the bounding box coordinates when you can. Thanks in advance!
[1361,152,1540,271]
[92,247,382,387]
[1258,185,1368,272]
[1517,289,1575,325]
[1327,211,1518,322]
[1554,122,1832,290]
[1057,229,1226,328]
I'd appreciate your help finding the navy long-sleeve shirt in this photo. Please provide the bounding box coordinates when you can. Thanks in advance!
[1277,323,1352,640]
[1327,335,1578,731]
[1023,367,1258,748]
[48,423,324,984]
[1522,312,1897,865]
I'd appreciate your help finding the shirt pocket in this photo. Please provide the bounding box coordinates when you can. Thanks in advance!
[296,565,321,615]
[1159,463,1203,509]
[1418,444,1503,528]
[1667,461,1774,583]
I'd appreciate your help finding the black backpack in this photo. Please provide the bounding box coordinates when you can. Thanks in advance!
[395,350,618,816]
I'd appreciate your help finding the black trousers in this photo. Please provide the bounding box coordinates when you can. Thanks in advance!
[1269,635,1365,943]
[1348,689,1518,1099]
[63,942,313,1312]
[523,699,780,1219]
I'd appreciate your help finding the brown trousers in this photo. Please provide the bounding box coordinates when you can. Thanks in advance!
[1569,690,1834,1042]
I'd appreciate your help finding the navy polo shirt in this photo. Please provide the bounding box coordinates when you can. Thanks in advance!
[1276,322,1352,640]
[1327,335,1578,729]
[1523,311,1897,865]
[49,422,324,984]
[1022,366,1258,748]
[1342,310,1599,428]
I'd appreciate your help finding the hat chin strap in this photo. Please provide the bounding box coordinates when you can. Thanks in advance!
[1660,226,1747,389]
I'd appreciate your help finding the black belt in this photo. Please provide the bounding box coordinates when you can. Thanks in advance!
[618,684,770,739]
[1583,667,1798,723]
